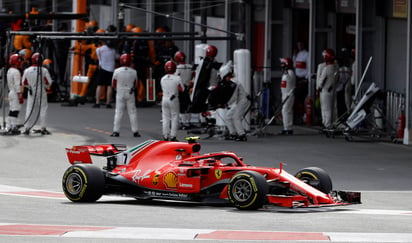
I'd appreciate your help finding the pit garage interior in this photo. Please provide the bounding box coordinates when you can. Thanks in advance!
[0,0,411,145]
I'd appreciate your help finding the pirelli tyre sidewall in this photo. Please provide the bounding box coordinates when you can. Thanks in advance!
[62,164,105,202]
[228,171,268,210]
[294,167,333,194]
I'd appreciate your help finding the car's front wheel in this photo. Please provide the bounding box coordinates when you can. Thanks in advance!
[295,167,332,194]
[62,164,105,202]
[228,171,268,210]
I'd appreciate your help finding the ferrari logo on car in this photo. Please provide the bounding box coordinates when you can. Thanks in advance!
[215,169,222,179]
[152,174,160,186]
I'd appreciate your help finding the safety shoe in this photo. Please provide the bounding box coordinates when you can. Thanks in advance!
[170,137,178,142]
[6,128,21,135]
[110,132,120,137]
[92,104,100,108]
[41,128,51,135]
[235,134,247,141]
[23,129,30,135]
[61,99,78,107]
[78,97,86,105]
[106,104,113,109]
[133,131,141,137]
[163,136,169,141]
[224,134,236,140]
[278,130,293,135]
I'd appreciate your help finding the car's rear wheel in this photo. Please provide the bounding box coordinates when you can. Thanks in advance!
[295,167,332,194]
[62,164,105,202]
[228,171,268,210]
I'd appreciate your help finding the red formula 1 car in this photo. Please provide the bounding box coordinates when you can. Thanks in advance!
[62,138,360,210]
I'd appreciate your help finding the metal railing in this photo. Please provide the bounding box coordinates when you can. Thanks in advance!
[386,90,405,131]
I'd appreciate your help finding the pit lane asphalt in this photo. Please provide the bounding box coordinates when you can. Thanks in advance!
[0,102,411,242]
[18,101,412,191]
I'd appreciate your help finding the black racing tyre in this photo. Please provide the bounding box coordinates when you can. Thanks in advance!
[227,171,268,210]
[62,164,105,202]
[294,167,333,194]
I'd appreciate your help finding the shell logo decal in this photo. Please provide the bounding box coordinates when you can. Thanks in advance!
[164,171,178,188]
[215,169,222,179]
[152,174,160,186]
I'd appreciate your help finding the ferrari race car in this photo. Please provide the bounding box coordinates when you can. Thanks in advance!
[62,138,361,210]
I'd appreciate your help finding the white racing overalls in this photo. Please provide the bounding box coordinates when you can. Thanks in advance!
[316,62,338,128]
[22,65,52,131]
[161,73,183,139]
[280,69,296,131]
[6,67,22,130]
[226,78,249,136]
[112,66,139,133]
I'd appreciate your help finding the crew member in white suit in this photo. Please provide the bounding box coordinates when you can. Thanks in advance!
[111,53,140,137]
[219,61,249,142]
[279,57,296,135]
[316,49,338,129]
[161,61,183,141]
[6,54,24,135]
[22,52,53,135]
[174,51,193,128]
[293,41,310,123]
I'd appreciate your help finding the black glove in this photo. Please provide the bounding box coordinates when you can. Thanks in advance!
[170,95,176,101]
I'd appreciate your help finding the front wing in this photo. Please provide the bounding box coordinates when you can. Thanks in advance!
[266,191,361,208]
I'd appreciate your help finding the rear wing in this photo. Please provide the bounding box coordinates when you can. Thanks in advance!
[66,144,127,165]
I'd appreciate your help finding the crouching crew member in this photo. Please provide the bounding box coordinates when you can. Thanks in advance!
[111,54,141,137]
[219,61,248,142]
[161,61,184,141]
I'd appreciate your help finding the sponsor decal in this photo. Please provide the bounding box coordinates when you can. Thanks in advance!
[132,169,152,184]
[144,190,189,199]
[68,150,81,154]
[164,171,178,188]
[179,183,193,188]
[176,154,182,160]
[215,169,222,179]
[180,161,196,165]
[152,174,160,186]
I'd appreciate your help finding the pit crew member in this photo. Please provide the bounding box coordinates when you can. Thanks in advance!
[161,61,183,141]
[279,57,296,135]
[22,53,53,135]
[5,54,24,135]
[111,54,141,137]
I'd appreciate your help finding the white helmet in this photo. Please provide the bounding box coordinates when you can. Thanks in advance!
[218,60,233,80]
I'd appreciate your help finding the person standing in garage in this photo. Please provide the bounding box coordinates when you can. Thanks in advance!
[161,61,183,141]
[110,53,140,138]
[93,40,116,108]
[5,54,24,135]
[22,53,53,135]
[174,51,193,129]
[293,41,310,124]
[279,57,296,135]
[316,48,338,129]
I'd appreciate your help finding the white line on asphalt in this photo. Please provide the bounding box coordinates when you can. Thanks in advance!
[1,184,411,216]
[63,227,215,240]
[327,232,412,242]
[1,223,412,242]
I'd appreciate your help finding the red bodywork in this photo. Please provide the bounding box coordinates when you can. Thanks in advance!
[65,139,360,208]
